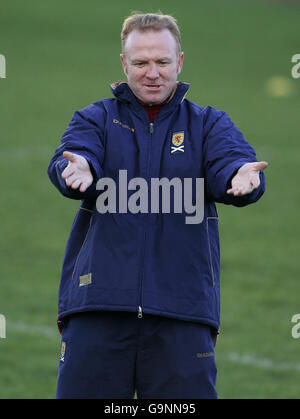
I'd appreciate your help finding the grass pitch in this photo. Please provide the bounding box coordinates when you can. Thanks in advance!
[0,0,300,398]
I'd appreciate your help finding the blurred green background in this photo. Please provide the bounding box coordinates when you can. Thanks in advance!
[0,0,300,399]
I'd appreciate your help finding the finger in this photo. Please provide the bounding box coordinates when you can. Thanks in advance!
[227,187,242,196]
[61,164,75,179]
[65,173,79,187]
[252,161,268,172]
[234,182,255,195]
[70,178,82,190]
[250,178,260,190]
[63,151,77,163]
[227,187,239,195]
[227,184,254,196]
[240,180,260,195]
[248,171,261,189]
[79,178,93,192]
[245,185,255,194]
[79,182,88,193]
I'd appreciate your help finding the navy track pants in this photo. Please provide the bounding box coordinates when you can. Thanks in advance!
[56,311,218,399]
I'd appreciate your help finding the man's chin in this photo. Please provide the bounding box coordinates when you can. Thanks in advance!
[139,93,167,105]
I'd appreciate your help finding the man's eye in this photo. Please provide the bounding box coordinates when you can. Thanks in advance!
[134,63,146,67]
[158,62,169,66]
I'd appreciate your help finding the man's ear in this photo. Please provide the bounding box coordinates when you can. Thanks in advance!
[177,52,184,75]
[120,54,128,76]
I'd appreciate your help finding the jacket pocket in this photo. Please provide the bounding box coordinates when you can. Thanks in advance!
[71,207,94,281]
[206,217,220,287]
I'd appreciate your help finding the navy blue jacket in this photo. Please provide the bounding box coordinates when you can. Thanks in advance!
[48,81,265,331]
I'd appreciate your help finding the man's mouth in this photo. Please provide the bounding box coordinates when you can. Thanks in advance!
[144,84,161,90]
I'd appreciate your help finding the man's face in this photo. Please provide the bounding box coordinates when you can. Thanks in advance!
[120,29,184,105]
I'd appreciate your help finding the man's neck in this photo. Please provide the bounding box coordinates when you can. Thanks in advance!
[137,84,178,122]
[138,97,169,122]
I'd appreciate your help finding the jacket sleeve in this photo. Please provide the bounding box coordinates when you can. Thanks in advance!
[202,107,265,207]
[47,102,106,201]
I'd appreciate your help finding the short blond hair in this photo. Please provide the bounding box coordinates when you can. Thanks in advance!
[121,12,182,57]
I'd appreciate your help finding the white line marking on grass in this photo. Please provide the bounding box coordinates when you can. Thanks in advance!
[7,321,58,339]
[225,352,300,373]
[0,145,53,161]
[6,320,300,373]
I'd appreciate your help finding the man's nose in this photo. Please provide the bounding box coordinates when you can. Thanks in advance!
[146,64,159,79]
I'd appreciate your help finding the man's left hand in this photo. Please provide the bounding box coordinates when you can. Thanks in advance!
[227,161,268,196]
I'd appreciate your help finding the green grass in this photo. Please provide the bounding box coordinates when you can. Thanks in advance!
[0,0,300,398]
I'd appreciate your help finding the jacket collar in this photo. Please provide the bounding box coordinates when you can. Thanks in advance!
[110,81,190,112]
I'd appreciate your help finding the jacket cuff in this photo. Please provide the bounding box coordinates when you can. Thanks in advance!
[222,161,266,207]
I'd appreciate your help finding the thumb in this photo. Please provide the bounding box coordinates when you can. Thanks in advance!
[63,151,77,163]
[252,161,268,172]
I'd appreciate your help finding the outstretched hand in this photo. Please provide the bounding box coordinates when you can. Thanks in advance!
[227,161,268,196]
[61,151,94,193]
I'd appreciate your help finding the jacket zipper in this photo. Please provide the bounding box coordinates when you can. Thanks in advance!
[137,122,154,319]
[138,305,143,319]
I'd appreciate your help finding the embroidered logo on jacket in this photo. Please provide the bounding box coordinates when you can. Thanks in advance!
[79,273,92,287]
[196,351,214,358]
[113,118,135,133]
[60,341,66,362]
[171,132,184,153]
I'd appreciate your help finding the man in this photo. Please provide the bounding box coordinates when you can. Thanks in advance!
[48,12,267,399]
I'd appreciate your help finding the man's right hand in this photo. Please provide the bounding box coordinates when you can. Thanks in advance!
[61,151,94,193]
